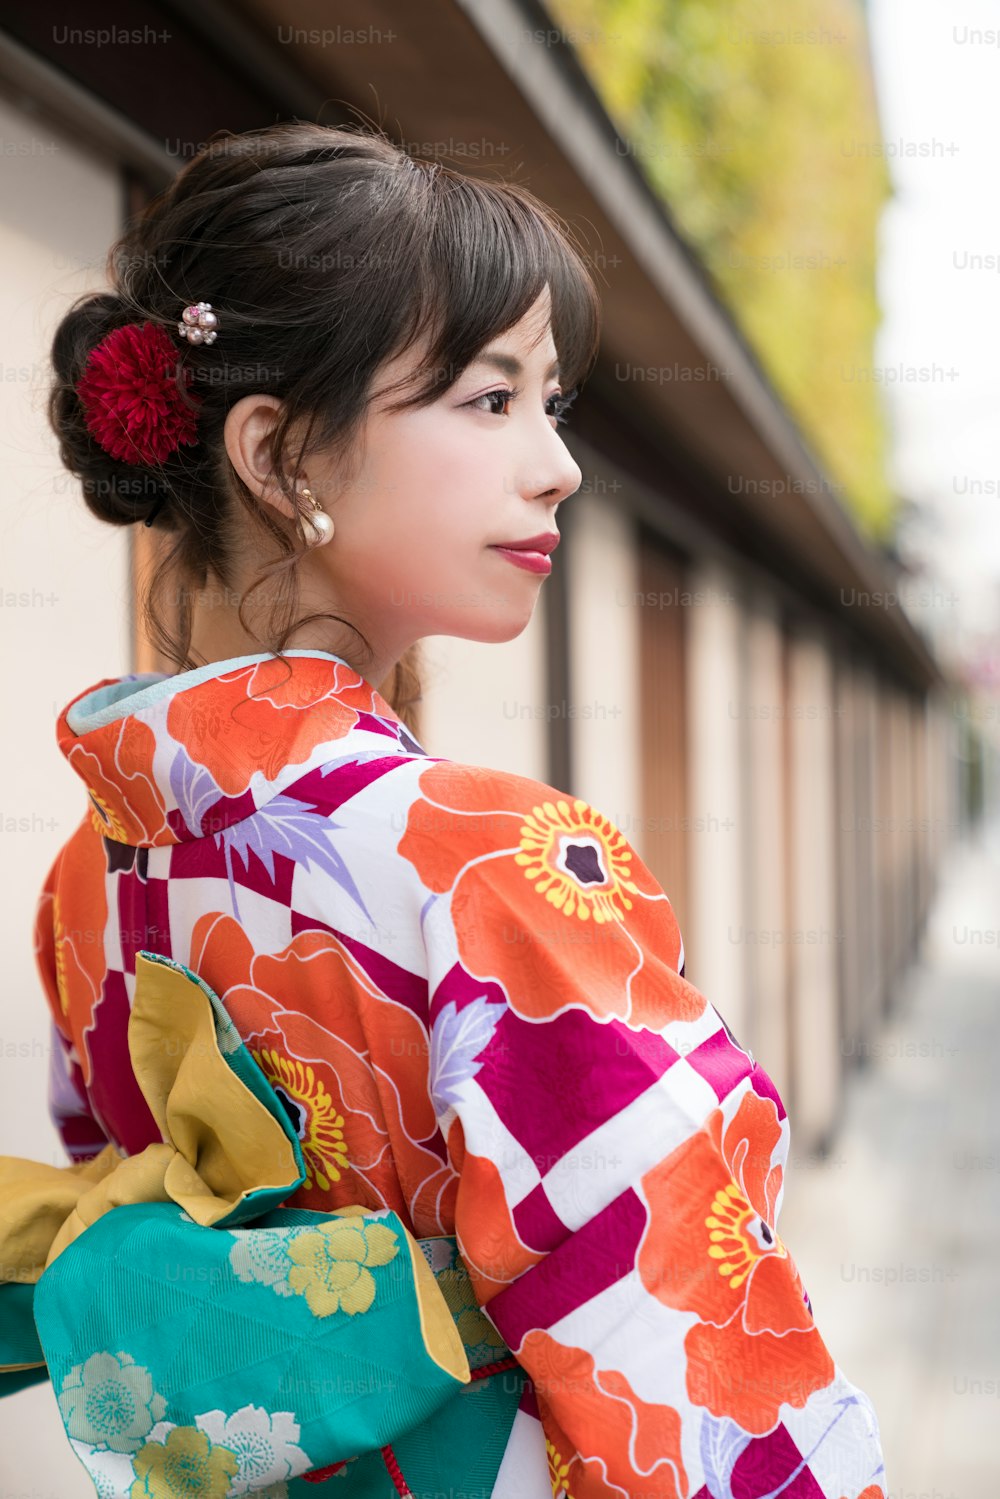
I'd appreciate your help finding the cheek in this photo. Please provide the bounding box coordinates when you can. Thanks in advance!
[383,405,497,498]
[341,500,481,613]
[381,530,486,605]
[341,412,498,584]
[357,471,487,564]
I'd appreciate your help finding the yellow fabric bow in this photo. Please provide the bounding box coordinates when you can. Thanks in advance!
[0,951,468,1384]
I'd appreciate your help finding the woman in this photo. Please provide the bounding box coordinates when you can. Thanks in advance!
[8,120,886,1497]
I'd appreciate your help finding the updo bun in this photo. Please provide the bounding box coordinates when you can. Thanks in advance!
[48,290,173,528]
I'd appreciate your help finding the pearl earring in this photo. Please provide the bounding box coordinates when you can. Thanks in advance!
[298,487,334,547]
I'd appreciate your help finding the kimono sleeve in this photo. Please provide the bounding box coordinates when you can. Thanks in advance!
[32,849,109,1163]
[401,764,887,1499]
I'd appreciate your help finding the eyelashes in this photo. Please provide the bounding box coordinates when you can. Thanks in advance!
[469,385,579,425]
[549,387,579,425]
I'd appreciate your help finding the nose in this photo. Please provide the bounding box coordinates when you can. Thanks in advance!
[531,446,583,509]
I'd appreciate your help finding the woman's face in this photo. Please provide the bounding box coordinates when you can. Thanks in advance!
[292,284,583,681]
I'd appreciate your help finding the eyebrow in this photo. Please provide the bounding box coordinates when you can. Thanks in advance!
[470,351,561,381]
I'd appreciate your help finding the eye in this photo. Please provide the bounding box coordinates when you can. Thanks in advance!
[465,384,579,424]
[467,385,519,416]
[547,387,578,426]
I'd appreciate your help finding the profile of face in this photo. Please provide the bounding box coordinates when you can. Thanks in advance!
[221,284,583,684]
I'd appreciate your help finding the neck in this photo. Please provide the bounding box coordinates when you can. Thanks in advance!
[185,585,399,693]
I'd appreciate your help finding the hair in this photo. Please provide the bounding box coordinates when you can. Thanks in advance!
[47,118,602,734]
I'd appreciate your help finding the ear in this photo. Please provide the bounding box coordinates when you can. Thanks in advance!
[223,394,306,522]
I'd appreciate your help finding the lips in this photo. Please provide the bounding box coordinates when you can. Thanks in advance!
[489,544,553,575]
[490,533,560,555]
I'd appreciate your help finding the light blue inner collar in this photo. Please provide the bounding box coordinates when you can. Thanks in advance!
[65,650,358,734]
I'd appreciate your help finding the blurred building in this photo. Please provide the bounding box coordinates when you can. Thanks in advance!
[0,0,954,1179]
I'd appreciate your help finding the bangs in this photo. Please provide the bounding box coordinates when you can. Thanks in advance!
[375,169,601,411]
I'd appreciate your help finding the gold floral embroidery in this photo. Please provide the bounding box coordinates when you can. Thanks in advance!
[250,1049,349,1191]
[130,1425,238,1497]
[515,799,639,922]
[434,1264,508,1359]
[546,1436,575,1497]
[53,890,69,1017]
[705,1180,786,1291]
[285,1215,398,1317]
[88,787,128,844]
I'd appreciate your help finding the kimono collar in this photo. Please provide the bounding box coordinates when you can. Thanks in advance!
[55,650,427,848]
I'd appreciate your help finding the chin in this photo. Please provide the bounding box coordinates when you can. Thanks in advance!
[443,605,538,645]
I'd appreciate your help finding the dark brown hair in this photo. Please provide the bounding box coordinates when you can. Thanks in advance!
[47,119,601,733]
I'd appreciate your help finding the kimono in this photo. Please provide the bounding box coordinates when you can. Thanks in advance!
[1,647,888,1498]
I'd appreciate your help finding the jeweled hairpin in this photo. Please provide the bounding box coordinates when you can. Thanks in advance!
[177,301,219,344]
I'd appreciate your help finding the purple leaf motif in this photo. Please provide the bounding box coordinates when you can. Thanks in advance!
[430,995,503,1117]
[170,747,225,838]
[217,796,374,925]
[698,1413,751,1499]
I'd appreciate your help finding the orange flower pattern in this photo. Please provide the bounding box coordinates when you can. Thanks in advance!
[37,650,887,1496]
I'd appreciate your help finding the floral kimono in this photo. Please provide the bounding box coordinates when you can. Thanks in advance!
[1,649,888,1498]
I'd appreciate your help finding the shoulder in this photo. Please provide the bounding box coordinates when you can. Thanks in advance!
[394,756,623,889]
[396,753,610,824]
[395,756,689,1002]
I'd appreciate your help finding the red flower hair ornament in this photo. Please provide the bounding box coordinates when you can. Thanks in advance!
[74,302,220,526]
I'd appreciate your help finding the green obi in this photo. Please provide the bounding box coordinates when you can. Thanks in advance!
[0,951,525,1496]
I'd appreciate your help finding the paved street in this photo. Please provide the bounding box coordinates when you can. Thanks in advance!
[779,816,1000,1497]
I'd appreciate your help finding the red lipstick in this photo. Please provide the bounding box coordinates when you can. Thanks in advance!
[488,532,559,575]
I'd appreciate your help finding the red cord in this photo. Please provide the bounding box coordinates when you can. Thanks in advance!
[380,1442,413,1496]
[306,1360,522,1491]
[301,1460,348,1483]
[469,1354,519,1381]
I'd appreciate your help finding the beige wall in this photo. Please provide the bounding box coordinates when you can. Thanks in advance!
[836,661,869,1055]
[684,558,749,1040]
[743,591,791,1098]
[565,491,642,830]
[0,92,128,1491]
[786,629,841,1151]
[416,590,550,781]
[855,667,883,1032]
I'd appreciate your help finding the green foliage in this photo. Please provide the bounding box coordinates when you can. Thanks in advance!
[548,0,894,539]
